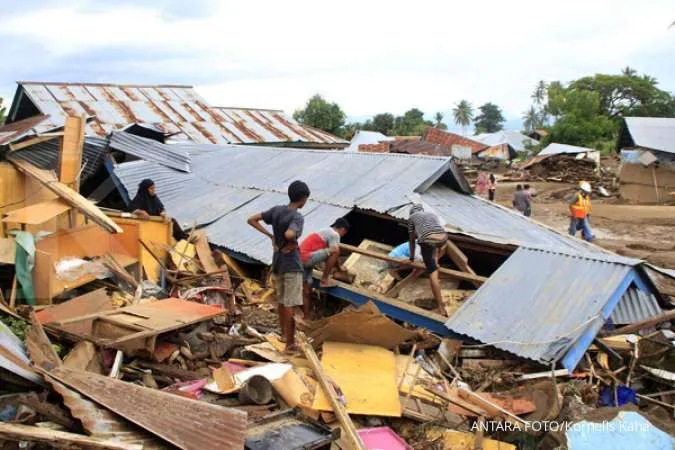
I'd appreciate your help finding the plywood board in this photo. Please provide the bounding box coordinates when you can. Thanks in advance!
[58,115,86,190]
[312,342,401,417]
[0,237,15,264]
[114,216,171,284]
[2,199,71,225]
[36,288,113,336]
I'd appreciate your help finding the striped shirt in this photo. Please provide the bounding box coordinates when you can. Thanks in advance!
[408,211,445,242]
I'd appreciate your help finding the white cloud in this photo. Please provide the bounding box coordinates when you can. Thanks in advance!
[0,0,673,123]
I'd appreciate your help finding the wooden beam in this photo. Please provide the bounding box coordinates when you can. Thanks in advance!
[297,332,366,450]
[445,240,481,288]
[386,269,422,297]
[9,159,122,233]
[0,422,140,450]
[339,243,487,285]
[608,309,675,336]
[58,115,86,192]
[8,135,58,152]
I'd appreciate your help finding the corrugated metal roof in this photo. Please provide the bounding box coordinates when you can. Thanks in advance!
[539,142,597,156]
[611,286,664,325]
[403,184,606,255]
[11,82,346,147]
[9,136,108,183]
[422,128,487,154]
[109,131,191,172]
[348,130,394,152]
[475,131,538,153]
[111,134,453,263]
[445,247,642,367]
[48,366,247,450]
[622,117,675,155]
[0,114,50,146]
[214,107,348,146]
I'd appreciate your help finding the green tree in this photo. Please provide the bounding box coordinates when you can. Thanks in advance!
[532,80,547,105]
[0,98,6,126]
[522,106,540,132]
[545,83,615,148]
[392,108,433,136]
[473,103,505,133]
[569,72,675,118]
[452,100,473,135]
[293,94,346,136]
[371,113,394,135]
[433,112,447,130]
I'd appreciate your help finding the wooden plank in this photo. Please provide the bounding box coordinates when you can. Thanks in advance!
[445,240,481,288]
[58,115,86,191]
[8,135,59,152]
[216,250,247,279]
[2,199,71,225]
[0,237,15,264]
[0,422,141,450]
[339,243,487,285]
[297,333,366,450]
[9,159,122,233]
[608,309,675,336]
[194,231,219,273]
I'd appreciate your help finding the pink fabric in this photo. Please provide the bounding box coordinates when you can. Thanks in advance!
[358,427,412,450]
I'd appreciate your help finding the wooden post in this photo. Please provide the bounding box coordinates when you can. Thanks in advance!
[338,243,487,285]
[296,332,365,450]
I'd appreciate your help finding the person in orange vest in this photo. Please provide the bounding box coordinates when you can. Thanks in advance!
[568,181,594,241]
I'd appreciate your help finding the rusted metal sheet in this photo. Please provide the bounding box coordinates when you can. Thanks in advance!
[0,114,50,146]
[214,107,348,146]
[48,366,247,450]
[422,128,487,155]
[11,82,347,147]
[47,378,171,449]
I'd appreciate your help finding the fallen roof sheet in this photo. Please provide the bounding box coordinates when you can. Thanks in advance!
[348,130,394,152]
[8,136,108,184]
[214,107,348,146]
[445,247,651,370]
[404,184,605,255]
[0,321,43,385]
[47,366,247,450]
[109,131,191,172]
[0,115,50,146]
[474,131,538,153]
[621,117,675,155]
[611,286,664,325]
[539,142,597,156]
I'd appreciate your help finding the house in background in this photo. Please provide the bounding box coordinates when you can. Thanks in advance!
[617,117,675,204]
[474,130,539,160]
[4,81,347,149]
[348,130,394,152]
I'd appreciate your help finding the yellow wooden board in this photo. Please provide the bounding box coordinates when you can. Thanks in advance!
[171,240,198,272]
[312,341,401,417]
[2,199,71,225]
[444,430,516,450]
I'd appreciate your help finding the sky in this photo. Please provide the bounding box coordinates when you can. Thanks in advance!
[0,0,673,130]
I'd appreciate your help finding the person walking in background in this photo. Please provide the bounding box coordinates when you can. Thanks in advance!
[408,204,447,313]
[512,184,531,217]
[475,171,488,198]
[568,181,594,242]
[487,173,497,201]
[247,180,310,353]
[523,184,535,217]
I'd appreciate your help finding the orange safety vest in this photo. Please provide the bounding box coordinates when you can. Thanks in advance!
[570,192,591,219]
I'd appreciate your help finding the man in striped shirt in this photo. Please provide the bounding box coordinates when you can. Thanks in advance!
[407,204,447,312]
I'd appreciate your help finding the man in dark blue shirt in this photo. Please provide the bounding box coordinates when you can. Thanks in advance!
[247,180,310,352]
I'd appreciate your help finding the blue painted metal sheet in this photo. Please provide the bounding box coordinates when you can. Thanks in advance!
[444,247,646,369]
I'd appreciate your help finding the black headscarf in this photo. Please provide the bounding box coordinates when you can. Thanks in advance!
[129,179,164,216]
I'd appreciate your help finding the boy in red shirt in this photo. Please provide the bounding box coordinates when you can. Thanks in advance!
[299,217,350,318]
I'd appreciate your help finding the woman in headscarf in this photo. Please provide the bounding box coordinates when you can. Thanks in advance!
[130,179,165,218]
[129,179,185,240]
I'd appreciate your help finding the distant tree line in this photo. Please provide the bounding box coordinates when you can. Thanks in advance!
[292,68,675,149]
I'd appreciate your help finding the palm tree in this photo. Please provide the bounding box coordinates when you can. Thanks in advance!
[621,66,637,77]
[522,106,539,132]
[452,100,473,135]
[531,81,547,105]
[434,112,444,128]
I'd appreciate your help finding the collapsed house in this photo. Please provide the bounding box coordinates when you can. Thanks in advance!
[473,130,539,160]
[617,117,675,204]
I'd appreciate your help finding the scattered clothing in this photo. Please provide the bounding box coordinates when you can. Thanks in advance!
[388,243,422,261]
[262,205,304,274]
[273,272,304,307]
